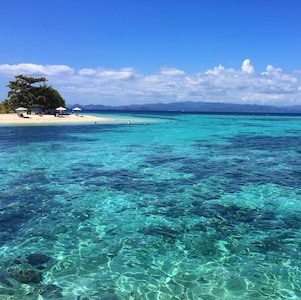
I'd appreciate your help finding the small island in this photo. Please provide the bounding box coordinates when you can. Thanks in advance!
[0,75,111,125]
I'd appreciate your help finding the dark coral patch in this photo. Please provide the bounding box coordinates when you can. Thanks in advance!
[8,267,43,284]
[34,284,63,298]
[26,254,51,266]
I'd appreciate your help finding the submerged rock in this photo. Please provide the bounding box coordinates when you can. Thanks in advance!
[26,253,51,266]
[0,274,13,287]
[34,284,63,298]
[8,267,42,284]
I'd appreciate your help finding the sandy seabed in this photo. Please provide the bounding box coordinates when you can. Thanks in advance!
[0,113,113,125]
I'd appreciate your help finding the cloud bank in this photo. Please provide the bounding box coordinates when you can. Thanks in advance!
[0,60,300,106]
[0,63,74,77]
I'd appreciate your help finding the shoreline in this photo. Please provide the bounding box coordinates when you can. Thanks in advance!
[0,113,113,126]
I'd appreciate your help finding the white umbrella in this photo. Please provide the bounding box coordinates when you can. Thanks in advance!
[72,107,82,111]
[15,107,28,111]
[55,106,67,116]
[56,106,66,111]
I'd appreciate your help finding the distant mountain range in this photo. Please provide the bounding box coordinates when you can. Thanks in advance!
[70,101,301,114]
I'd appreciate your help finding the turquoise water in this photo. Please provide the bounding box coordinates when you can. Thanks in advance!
[1,112,301,299]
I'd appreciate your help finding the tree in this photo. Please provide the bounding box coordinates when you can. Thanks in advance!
[0,99,12,113]
[7,75,47,112]
[2,74,66,113]
[34,85,65,113]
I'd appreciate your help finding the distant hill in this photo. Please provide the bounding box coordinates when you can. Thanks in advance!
[71,101,301,114]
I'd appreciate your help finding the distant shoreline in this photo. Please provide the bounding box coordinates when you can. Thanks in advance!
[0,113,113,126]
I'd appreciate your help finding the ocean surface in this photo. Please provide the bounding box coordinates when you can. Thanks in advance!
[1,111,301,299]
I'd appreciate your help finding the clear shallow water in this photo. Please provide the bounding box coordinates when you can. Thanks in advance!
[1,112,301,299]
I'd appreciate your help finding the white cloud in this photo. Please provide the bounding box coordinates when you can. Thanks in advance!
[0,60,301,106]
[205,64,225,75]
[0,63,73,76]
[159,67,185,76]
[78,68,96,76]
[261,65,282,76]
[95,67,137,80]
[241,59,254,74]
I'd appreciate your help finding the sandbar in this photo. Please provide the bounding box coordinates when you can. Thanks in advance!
[0,113,113,126]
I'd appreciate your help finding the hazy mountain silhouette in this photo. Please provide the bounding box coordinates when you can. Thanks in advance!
[77,101,301,114]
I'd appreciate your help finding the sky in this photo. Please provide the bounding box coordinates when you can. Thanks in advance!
[0,0,301,106]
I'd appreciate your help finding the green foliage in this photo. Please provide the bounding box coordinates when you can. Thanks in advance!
[0,74,66,113]
[34,85,65,112]
[0,99,12,113]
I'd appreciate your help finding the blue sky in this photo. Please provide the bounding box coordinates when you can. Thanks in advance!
[1,0,301,106]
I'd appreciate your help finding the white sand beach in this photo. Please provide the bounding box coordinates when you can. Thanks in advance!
[0,113,113,125]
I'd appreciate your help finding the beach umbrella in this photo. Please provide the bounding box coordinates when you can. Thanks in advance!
[55,107,67,114]
[15,107,28,111]
[72,107,82,111]
[56,106,67,111]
